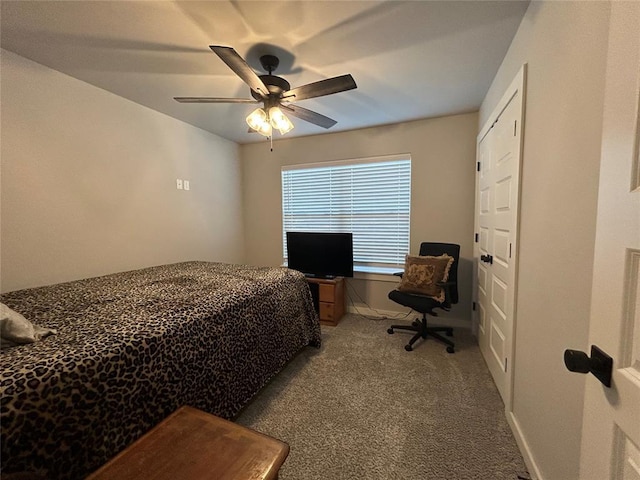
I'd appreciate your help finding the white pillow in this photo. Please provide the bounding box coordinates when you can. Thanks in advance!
[0,302,56,348]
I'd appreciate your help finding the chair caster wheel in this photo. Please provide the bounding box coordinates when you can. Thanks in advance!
[387,328,394,334]
[446,346,455,354]
[405,345,413,352]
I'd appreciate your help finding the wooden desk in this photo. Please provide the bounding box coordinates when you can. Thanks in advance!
[86,406,289,480]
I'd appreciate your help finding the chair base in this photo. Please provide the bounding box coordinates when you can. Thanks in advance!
[387,314,455,353]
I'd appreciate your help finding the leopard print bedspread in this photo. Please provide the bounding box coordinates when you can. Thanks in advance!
[0,261,320,479]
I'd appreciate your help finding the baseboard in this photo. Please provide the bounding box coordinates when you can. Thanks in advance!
[346,305,406,319]
[507,410,543,480]
[346,305,471,329]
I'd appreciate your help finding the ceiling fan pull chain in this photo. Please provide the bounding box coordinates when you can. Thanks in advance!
[270,135,273,152]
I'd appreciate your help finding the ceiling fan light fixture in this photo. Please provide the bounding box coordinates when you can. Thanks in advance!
[269,106,294,135]
[246,108,272,137]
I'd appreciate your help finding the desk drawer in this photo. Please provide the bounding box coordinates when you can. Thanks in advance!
[319,284,335,303]
[319,302,334,321]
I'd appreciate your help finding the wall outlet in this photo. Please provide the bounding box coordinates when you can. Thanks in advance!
[184,180,190,191]
[176,179,183,190]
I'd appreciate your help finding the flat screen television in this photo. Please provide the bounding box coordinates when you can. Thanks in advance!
[286,232,353,278]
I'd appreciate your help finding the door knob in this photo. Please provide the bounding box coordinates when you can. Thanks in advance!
[480,254,493,264]
[564,345,613,388]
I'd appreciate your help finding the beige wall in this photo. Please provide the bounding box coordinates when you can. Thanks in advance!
[241,113,477,326]
[480,2,610,479]
[0,50,245,292]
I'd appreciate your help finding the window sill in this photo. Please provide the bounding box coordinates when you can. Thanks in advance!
[353,266,402,283]
[282,264,402,283]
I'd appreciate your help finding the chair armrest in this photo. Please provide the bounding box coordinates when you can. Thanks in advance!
[393,271,404,278]
[436,281,456,310]
[437,281,456,293]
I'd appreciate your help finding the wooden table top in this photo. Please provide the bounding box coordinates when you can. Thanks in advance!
[86,406,290,480]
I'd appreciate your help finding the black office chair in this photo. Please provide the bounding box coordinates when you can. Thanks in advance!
[387,242,460,353]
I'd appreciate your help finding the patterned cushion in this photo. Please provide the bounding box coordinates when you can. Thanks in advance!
[398,254,454,302]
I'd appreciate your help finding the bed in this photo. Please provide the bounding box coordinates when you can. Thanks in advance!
[0,261,321,479]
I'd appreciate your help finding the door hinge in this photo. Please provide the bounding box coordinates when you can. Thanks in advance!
[472,301,476,311]
[475,233,479,243]
[514,120,517,136]
[477,161,481,172]
[509,243,512,258]
[505,358,508,372]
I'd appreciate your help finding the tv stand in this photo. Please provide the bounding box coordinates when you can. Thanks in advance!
[306,276,345,326]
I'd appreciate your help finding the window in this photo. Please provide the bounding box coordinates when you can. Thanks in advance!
[281,154,411,270]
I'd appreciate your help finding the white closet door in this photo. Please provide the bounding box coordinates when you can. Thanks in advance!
[475,66,526,406]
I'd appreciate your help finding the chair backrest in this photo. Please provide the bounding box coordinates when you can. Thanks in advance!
[418,242,460,305]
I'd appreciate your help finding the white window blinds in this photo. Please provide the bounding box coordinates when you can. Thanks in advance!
[281,155,411,268]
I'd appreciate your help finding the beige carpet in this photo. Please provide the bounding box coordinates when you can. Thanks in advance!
[236,314,528,480]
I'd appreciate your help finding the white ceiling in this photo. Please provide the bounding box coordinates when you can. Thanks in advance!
[0,1,529,144]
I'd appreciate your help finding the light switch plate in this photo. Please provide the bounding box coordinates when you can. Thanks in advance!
[184,180,190,191]
[176,179,183,190]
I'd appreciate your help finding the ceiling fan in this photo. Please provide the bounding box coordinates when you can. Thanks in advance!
[174,45,357,137]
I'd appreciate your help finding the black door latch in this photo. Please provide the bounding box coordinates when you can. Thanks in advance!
[480,254,493,264]
[564,345,613,388]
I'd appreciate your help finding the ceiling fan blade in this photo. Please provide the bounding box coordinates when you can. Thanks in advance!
[210,45,269,99]
[174,97,258,104]
[281,74,357,102]
[281,104,337,129]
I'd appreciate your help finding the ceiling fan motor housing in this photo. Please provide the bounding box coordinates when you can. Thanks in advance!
[251,75,291,100]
